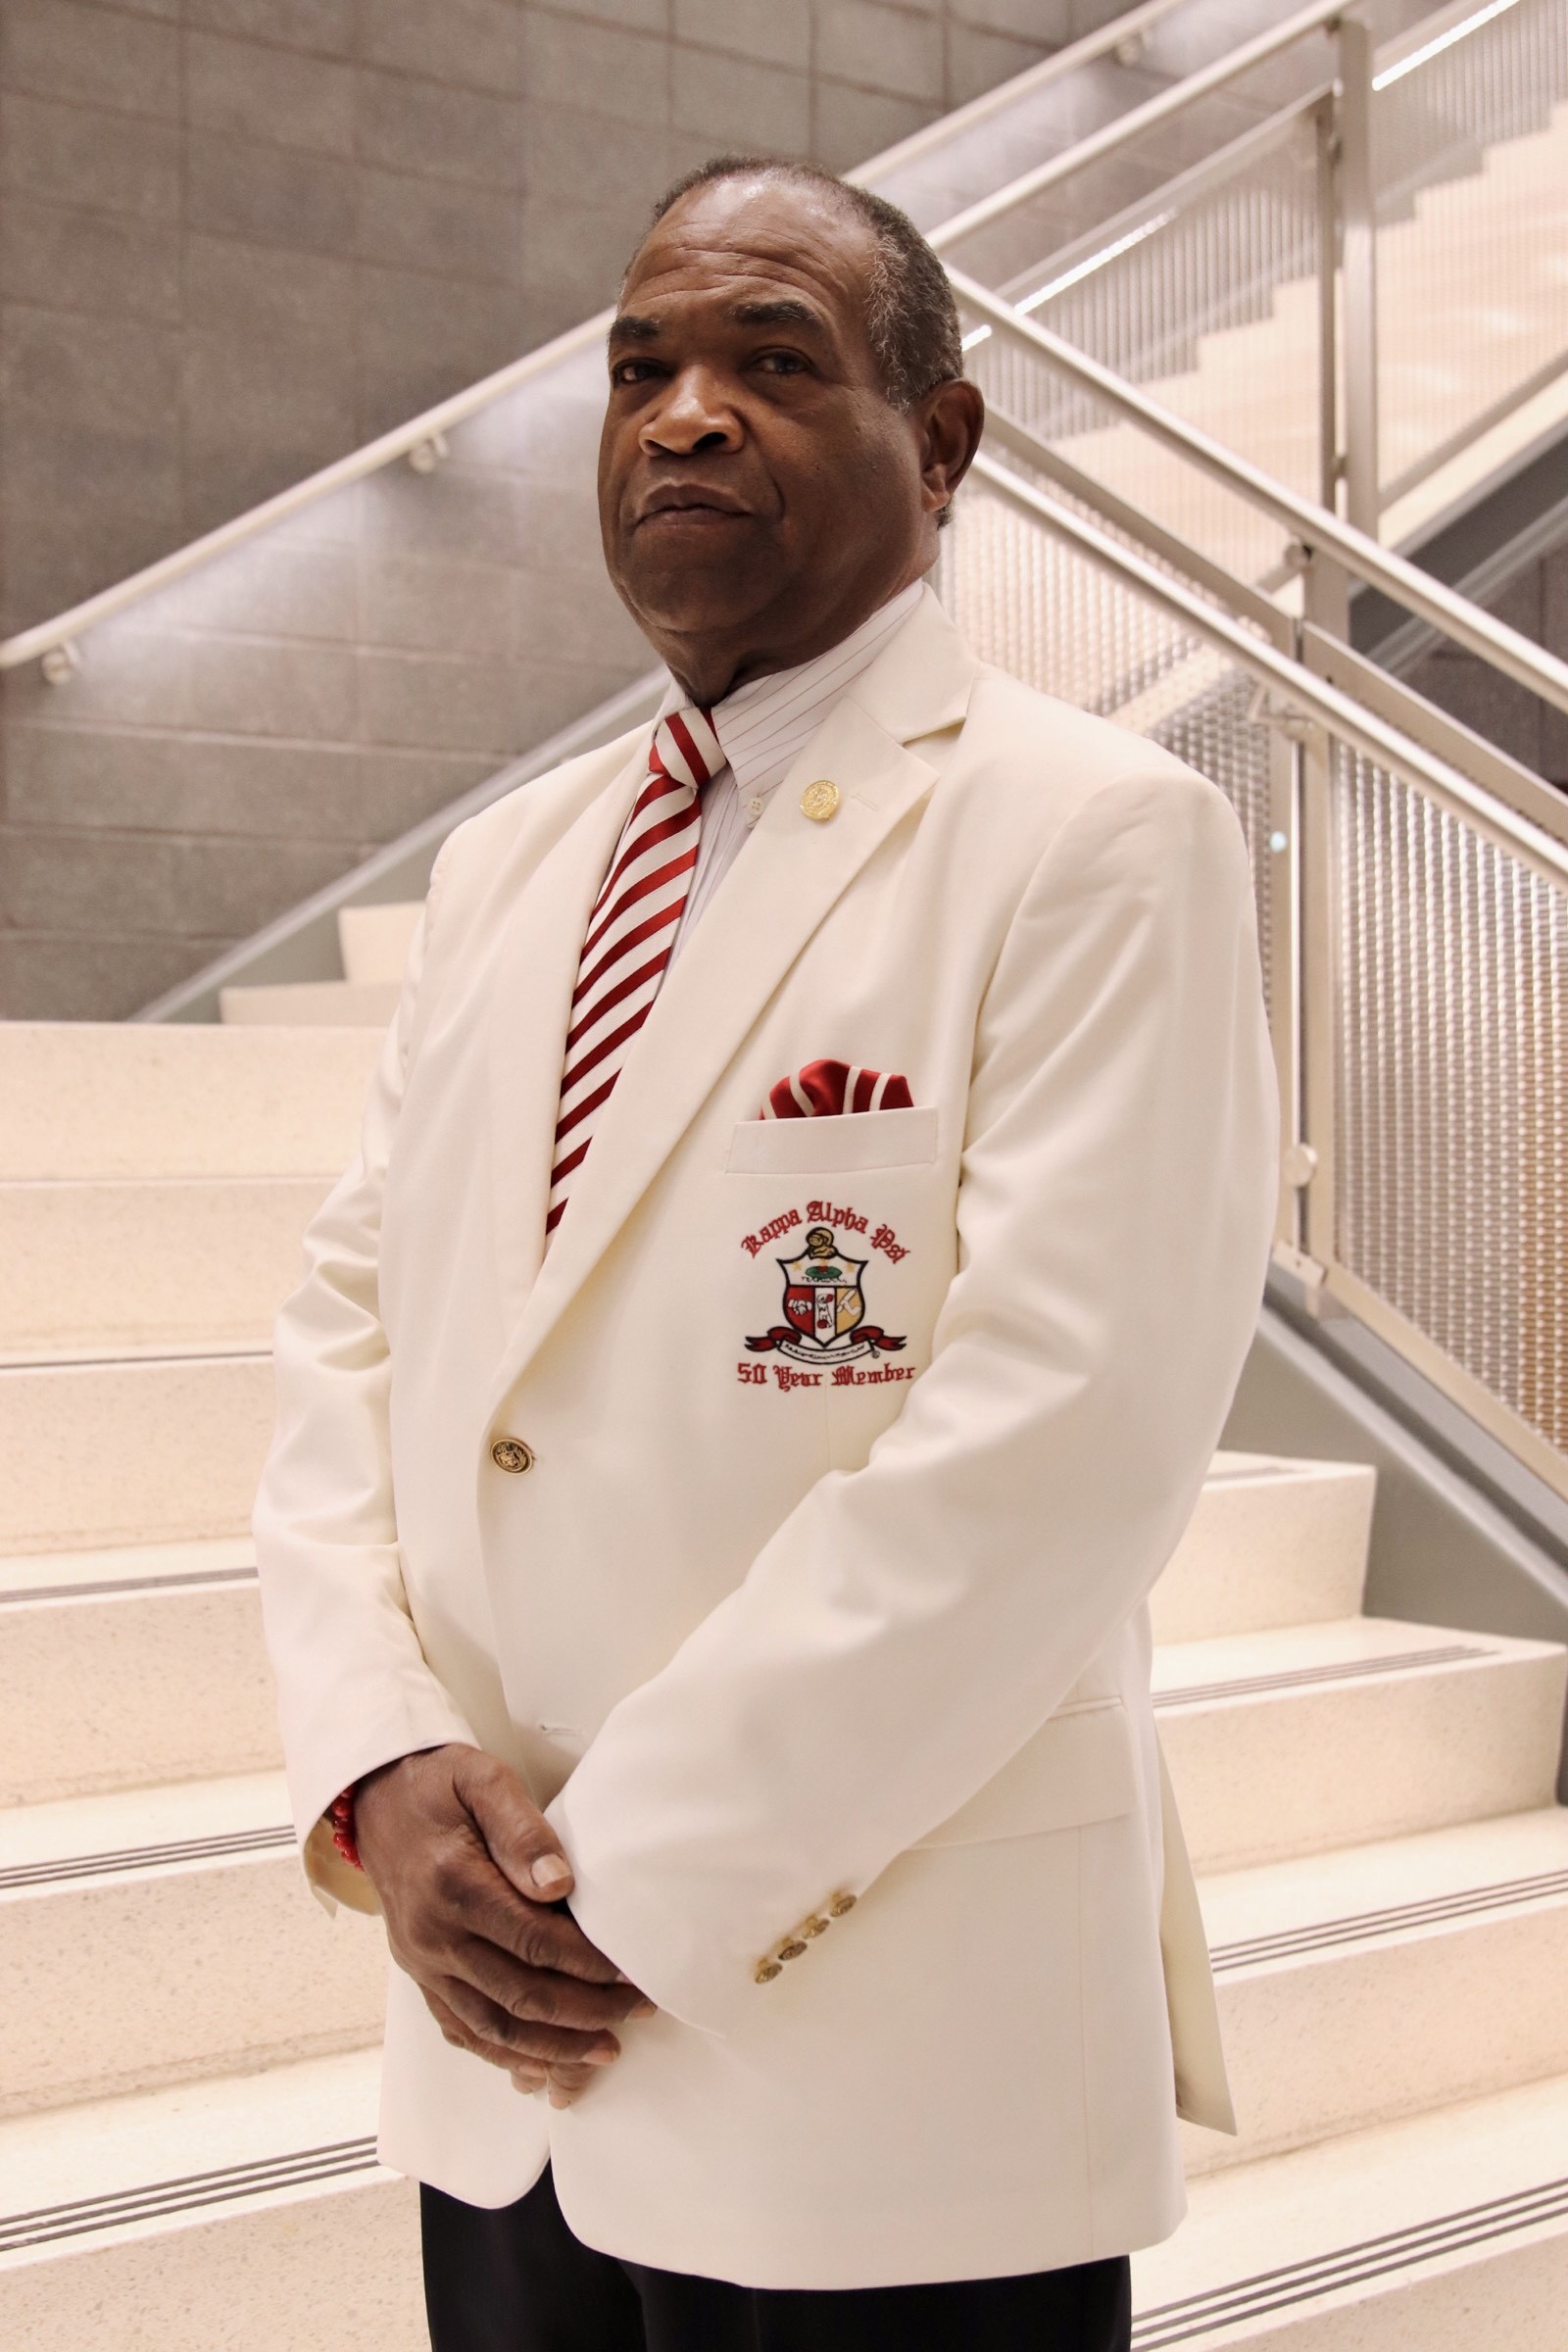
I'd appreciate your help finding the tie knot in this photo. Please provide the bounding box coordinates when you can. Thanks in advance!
[653,705,722,791]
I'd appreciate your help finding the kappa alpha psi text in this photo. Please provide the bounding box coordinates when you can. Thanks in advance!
[739,1204,915,1392]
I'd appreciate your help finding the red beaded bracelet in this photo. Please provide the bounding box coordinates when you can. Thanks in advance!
[328,1786,364,1872]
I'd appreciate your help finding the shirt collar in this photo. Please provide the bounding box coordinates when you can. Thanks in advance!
[658,581,925,805]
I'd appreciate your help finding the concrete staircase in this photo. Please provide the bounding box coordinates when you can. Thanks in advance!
[2,1014,1566,2346]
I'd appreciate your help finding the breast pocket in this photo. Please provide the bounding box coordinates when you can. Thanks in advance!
[724,1105,944,1457]
[726,1104,939,1177]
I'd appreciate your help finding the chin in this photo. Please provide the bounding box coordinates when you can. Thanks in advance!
[621,552,779,641]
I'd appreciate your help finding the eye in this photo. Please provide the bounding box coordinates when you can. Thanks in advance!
[611,358,662,387]
[755,350,809,376]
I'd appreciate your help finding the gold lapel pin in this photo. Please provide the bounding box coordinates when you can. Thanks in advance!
[801,778,840,823]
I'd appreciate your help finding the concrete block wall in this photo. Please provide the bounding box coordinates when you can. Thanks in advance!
[0,0,1130,646]
[0,336,651,1016]
[0,0,1150,1019]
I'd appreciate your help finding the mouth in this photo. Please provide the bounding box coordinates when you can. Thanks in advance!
[635,486,754,528]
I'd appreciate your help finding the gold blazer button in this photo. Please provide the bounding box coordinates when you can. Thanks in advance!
[801,778,840,823]
[490,1438,534,1474]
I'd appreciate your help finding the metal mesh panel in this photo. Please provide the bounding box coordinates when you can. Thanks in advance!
[959,109,1323,589]
[938,484,1278,1013]
[1374,0,1568,494]
[1334,749,1568,1450]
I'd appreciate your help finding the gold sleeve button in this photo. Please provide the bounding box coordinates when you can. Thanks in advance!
[755,1959,783,1984]
[828,1891,858,1917]
[776,1938,808,1962]
[801,1915,829,1938]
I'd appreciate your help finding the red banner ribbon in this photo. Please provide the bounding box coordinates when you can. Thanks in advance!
[745,1326,907,1356]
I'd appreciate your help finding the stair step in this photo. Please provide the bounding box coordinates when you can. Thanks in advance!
[0,1541,274,1803]
[1158,1617,1566,1871]
[0,1177,327,1355]
[0,1353,273,1555]
[220,983,400,1027]
[338,904,422,985]
[0,1025,380,1182]
[0,2051,424,2351]
[1152,1454,1373,1644]
[1195,1808,1568,2174]
[0,1775,383,2112]
[1135,2072,1568,2347]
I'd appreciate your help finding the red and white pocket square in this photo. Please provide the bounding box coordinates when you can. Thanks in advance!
[760,1058,914,1120]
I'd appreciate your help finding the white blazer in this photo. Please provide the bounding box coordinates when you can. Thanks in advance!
[255,587,1278,2289]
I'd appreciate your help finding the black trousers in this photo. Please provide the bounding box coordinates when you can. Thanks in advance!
[422,2169,1132,2352]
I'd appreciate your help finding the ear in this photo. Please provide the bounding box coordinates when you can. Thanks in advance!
[916,377,986,521]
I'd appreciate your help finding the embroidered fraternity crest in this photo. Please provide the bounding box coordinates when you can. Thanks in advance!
[747,1224,906,1365]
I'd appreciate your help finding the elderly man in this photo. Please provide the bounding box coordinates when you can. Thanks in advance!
[256,158,1277,2352]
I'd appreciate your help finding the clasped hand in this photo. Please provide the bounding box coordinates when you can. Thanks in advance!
[355,1744,652,2108]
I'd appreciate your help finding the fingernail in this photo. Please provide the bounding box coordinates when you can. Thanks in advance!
[630,1998,657,2019]
[530,1853,573,1893]
[585,2042,619,2065]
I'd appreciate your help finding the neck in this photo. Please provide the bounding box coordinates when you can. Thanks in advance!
[660,563,930,709]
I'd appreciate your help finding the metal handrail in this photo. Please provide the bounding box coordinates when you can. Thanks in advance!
[0,0,1211,678]
[926,0,1348,254]
[970,447,1568,883]
[0,312,613,674]
[951,270,1568,719]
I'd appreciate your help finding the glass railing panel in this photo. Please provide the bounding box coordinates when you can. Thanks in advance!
[1374,0,1568,503]
[868,0,1341,233]
[956,104,1326,590]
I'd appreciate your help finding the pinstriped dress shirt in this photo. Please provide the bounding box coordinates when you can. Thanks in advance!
[662,580,924,965]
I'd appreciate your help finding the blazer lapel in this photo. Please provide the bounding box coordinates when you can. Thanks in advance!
[485,587,980,1405]
[485,736,651,1328]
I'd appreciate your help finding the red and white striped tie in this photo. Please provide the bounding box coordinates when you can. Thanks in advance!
[545,705,722,1241]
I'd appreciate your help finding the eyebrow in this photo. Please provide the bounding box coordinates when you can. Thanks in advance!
[727,297,826,333]
[607,296,830,351]
[608,314,662,349]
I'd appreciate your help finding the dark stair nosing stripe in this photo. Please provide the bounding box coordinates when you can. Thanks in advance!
[1132,2176,1568,2344]
[1211,1869,1568,1971]
[0,2138,381,2254]
[1153,1643,1492,1709]
[0,1825,295,1893]
[0,1566,259,1607]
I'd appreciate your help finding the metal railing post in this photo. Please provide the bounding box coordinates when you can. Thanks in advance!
[1315,90,1341,520]
[1295,719,1342,1289]
[1266,724,1306,1252]
[1307,91,1354,643]
[1336,15,1381,536]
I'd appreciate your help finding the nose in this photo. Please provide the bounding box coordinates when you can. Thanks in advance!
[639,365,742,459]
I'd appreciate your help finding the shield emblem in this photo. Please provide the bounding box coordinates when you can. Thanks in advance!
[780,1227,867,1350]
